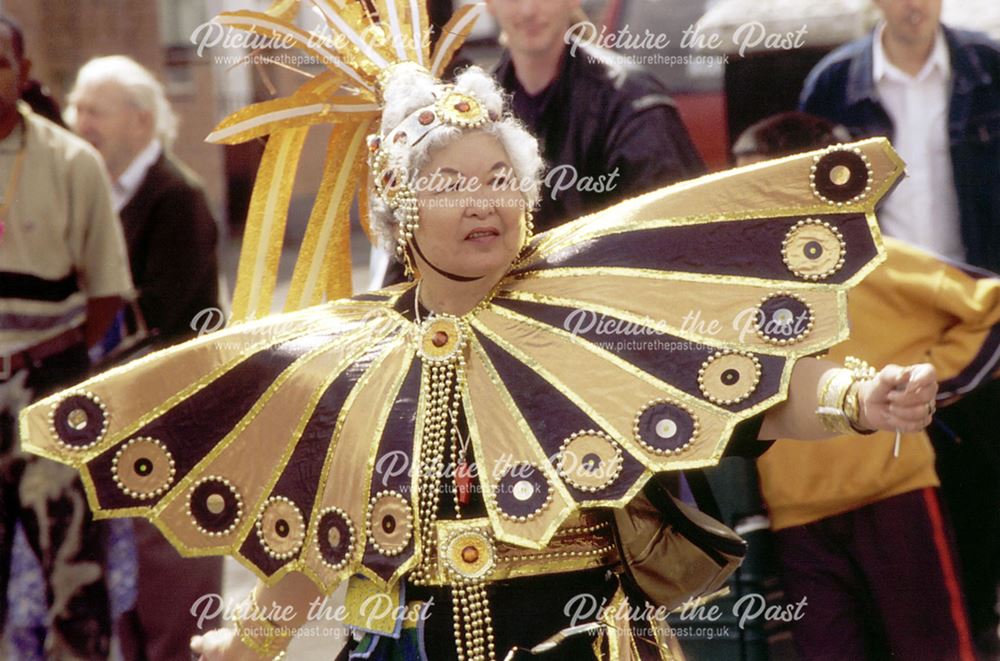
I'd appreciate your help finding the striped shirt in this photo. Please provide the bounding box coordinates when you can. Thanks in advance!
[0,103,134,354]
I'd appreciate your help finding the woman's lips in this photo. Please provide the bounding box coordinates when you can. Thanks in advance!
[465,228,500,243]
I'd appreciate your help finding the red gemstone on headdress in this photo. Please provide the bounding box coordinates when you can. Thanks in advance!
[418,111,435,125]
[432,331,449,348]
[382,170,397,188]
[369,136,381,151]
[393,131,408,144]
[455,101,471,113]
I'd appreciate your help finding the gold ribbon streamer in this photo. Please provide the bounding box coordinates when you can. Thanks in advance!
[284,120,373,310]
[230,127,310,323]
[208,94,378,145]
[430,3,485,77]
[408,0,430,65]
[216,10,377,92]
[357,161,373,242]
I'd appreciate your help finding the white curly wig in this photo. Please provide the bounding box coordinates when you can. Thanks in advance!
[369,64,544,253]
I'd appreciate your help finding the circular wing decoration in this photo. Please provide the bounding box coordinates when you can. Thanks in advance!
[495,463,552,521]
[756,293,814,345]
[367,490,413,556]
[111,437,175,500]
[443,530,496,582]
[782,219,846,281]
[418,315,465,362]
[634,400,699,455]
[557,431,623,492]
[256,496,306,560]
[51,392,108,450]
[698,351,762,405]
[188,477,243,536]
[810,146,872,205]
[316,507,356,570]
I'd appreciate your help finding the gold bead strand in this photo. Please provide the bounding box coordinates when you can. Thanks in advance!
[412,360,451,585]
[453,583,469,661]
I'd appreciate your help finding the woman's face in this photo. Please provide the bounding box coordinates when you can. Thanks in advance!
[410,130,527,280]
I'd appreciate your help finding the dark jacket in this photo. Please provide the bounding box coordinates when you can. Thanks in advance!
[119,152,220,344]
[800,26,1000,274]
[496,42,705,232]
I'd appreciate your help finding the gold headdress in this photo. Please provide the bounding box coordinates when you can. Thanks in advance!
[207,0,489,322]
[366,67,496,266]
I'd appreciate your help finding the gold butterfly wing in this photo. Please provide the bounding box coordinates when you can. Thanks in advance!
[462,138,905,548]
[18,297,423,594]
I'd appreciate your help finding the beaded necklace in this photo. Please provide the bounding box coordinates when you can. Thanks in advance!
[410,279,497,661]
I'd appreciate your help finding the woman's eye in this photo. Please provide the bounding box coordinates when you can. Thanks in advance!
[490,175,510,189]
[432,181,460,194]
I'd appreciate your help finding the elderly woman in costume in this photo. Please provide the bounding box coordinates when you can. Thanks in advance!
[17,4,934,661]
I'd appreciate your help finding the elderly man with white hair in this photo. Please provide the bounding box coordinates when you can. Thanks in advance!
[68,55,220,346]
[67,55,223,661]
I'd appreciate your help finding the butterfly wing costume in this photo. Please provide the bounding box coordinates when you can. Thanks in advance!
[19,137,903,585]
[18,1,904,658]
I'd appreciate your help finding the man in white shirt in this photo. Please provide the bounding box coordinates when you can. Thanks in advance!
[871,19,964,262]
[68,55,221,345]
[67,55,223,661]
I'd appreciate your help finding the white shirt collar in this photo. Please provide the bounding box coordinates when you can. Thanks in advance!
[113,139,162,213]
[873,21,950,85]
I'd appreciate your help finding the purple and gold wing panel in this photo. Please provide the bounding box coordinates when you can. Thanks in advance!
[465,303,786,548]
[18,299,417,591]
[466,140,905,546]
[510,212,878,285]
[357,357,422,587]
[299,332,417,593]
[516,139,902,281]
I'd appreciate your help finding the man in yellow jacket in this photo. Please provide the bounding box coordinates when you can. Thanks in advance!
[735,112,999,661]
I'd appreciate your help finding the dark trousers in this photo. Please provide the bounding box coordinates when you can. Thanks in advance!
[118,518,223,661]
[774,488,976,661]
[931,381,1000,656]
[0,342,112,658]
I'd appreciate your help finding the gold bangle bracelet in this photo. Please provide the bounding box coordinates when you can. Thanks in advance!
[815,358,878,435]
[843,381,876,434]
[816,368,855,434]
